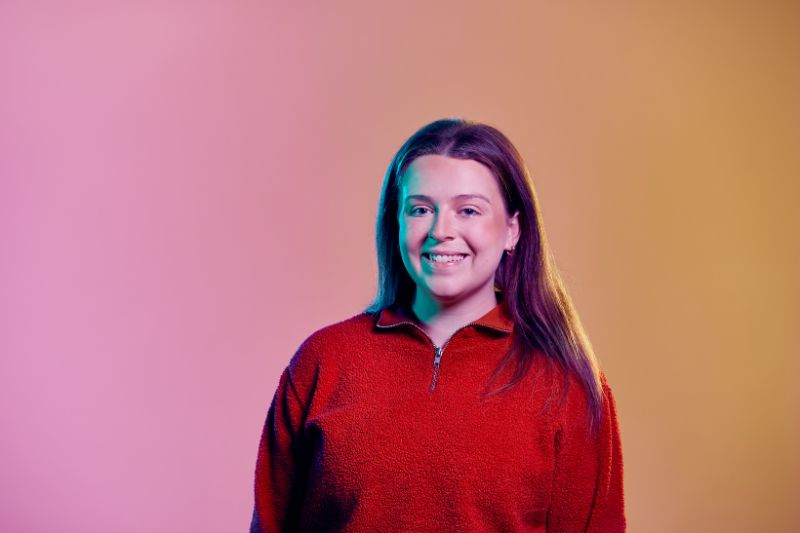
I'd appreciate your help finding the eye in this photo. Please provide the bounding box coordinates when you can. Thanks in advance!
[409,206,432,216]
[460,207,480,216]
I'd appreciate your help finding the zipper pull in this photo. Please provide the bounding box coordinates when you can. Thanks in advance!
[429,345,443,392]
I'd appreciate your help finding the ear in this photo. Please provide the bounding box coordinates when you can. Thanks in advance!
[506,211,520,249]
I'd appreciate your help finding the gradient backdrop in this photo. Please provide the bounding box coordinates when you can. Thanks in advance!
[1,1,798,532]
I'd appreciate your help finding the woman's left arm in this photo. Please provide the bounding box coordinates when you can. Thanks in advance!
[547,372,626,532]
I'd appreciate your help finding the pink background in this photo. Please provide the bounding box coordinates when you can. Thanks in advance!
[1,2,798,532]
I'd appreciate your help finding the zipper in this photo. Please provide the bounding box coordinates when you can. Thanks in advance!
[376,317,484,393]
[429,345,443,392]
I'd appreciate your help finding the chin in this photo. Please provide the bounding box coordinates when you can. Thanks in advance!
[423,284,468,302]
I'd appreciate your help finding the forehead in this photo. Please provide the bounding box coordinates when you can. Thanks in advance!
[399,155,503,200]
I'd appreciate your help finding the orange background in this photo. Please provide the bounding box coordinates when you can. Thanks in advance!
[1,1,797,531]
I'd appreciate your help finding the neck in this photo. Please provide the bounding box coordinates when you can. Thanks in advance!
[410,286,500,342]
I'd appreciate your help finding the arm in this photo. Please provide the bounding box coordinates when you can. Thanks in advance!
[547,372,626,532]
[250,365,310,533]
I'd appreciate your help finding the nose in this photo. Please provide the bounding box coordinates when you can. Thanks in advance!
[428,211,454,241]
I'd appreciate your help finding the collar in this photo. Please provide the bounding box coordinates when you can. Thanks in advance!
[374,300,514,334]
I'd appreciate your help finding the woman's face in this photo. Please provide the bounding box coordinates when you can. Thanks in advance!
[397,154,519,307]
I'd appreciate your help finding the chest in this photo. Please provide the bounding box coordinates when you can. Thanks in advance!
[301,335,558,521]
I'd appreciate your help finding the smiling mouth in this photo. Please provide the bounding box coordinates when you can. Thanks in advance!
[422,253,468,265]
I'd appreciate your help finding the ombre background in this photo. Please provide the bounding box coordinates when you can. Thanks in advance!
[1,1,798,532]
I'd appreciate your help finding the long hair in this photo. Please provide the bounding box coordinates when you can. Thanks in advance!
[365,118,603,433]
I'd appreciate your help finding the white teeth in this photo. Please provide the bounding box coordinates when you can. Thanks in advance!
[427,254,466,263]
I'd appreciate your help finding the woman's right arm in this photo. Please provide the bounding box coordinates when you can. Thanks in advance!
[250,365,310,533]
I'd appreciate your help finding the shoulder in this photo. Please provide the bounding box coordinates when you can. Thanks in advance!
[557,366,615,402]
[550,365,616,431]
[291,311,376,360]
[286,311,377,384]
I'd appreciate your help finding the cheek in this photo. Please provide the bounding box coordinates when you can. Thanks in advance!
[466,223,505,252]
[399,220,427,247]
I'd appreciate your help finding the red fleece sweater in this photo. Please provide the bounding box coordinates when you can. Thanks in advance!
[250,302,625,532]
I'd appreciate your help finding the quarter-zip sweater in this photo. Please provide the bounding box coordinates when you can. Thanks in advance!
[251,301,625,532]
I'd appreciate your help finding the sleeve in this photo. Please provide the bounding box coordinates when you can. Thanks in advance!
[250,365,311,533]
[546,372,626,532]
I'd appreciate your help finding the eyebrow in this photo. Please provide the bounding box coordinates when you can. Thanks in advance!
[404,193,492,204]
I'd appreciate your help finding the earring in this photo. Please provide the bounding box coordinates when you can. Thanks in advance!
[505,245,515,256]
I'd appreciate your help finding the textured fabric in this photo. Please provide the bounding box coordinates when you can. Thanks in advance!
[250,301,625,532]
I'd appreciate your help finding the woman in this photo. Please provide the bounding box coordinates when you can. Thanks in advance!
[250,118,626,532]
